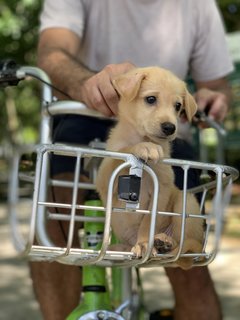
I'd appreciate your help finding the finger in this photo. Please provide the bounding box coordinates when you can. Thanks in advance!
[194,90,214,112]
[208,96,228,122]
[90,86,115,117]
[98,78,119,116]
[80,78,114,117]
[96,69,119,116]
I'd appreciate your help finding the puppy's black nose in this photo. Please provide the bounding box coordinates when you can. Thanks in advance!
[161,122,176,136]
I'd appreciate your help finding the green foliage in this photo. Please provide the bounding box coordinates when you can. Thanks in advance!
[0,0,42,144]
[0,0,41,64]
[218,0,240,32]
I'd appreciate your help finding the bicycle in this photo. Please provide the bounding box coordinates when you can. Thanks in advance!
[2,61,239,320]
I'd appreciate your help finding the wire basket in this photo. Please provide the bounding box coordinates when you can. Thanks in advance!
[8,142,239,268]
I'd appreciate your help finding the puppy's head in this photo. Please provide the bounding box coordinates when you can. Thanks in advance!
[113,67,197,142]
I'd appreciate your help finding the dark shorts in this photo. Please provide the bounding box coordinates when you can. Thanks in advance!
[51,115,114,176]
[51,115,200,191]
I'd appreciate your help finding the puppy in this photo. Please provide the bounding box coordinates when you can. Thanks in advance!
[96,66,204,269]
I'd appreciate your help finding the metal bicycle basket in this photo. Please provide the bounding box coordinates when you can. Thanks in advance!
[8,142,239,268]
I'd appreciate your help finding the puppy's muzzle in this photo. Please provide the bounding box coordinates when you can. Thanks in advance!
[161,122,176,136]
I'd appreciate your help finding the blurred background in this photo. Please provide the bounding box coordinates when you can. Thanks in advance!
[0,1,240,319]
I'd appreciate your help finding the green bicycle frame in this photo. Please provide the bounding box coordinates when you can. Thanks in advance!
[67,196,113,319]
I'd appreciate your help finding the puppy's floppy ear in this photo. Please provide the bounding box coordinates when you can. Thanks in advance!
[112,71,146,101]
[183,88,198,121]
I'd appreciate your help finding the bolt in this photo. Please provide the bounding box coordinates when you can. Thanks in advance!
[129,192,138,202]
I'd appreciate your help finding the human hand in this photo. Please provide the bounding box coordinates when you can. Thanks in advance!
[79,62,136,117]
[194,88,228,123]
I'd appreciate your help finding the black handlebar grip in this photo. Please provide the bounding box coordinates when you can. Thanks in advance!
[0,59,20,87]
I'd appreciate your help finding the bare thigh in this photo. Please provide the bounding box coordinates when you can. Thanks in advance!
[29,172,89,320]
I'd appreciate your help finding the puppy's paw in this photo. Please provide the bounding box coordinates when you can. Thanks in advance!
[153,233,177,254]
[131,241,148,258]
[132,142,164,163]
[131,240,165,258]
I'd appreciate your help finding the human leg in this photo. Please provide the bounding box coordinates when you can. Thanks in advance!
[30,172,87,320]
[165,266,222,320]
[30,261,82,320]
[168,139,222,319]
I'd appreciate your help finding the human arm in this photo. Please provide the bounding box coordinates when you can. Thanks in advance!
[37,28,135,116]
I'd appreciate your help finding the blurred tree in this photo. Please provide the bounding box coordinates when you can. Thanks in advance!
[0,0,42,145]
[0,0,41,64]
[218,0,240,32]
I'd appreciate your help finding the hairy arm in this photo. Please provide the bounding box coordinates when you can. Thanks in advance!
[37,28,93,99]
[37,28,134,116]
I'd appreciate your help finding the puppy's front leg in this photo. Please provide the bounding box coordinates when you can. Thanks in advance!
[122,142,165,257]
[131,219,174,257]
[120,142,164,163]
[131,214,152,257]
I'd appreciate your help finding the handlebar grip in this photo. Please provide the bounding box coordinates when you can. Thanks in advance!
[0,59,21,87]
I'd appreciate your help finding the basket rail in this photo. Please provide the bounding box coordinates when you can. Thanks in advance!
[8,142,238,268]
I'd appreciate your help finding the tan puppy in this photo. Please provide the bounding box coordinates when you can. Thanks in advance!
[96,66,204,269]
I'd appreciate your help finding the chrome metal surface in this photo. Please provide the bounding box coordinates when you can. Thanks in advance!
[9,143,239,268]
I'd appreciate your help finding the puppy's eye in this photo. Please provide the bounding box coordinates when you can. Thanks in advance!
[174,102,182,112]
[145,96,157,105]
